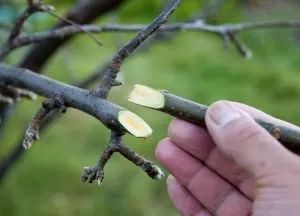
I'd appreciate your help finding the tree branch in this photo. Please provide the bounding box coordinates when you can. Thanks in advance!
[2,20,299,59]
[90,0,181,98]
[128,84,300,153]
[0,64,152,138]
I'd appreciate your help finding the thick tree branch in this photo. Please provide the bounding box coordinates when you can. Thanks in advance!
[0,64,152,137]
[91,0,181,99]
[128,84,300,153]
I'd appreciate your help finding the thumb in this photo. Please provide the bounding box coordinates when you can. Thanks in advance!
[205,101,295,177]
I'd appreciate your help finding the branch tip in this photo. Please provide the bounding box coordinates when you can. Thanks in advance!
[141,162,165,180]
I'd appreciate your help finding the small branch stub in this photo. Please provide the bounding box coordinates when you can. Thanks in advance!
[128,84,300,153]
[23,96,66,149]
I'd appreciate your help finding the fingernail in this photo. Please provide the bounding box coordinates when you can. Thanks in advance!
[209,102,241,127]
[166,175,176,185]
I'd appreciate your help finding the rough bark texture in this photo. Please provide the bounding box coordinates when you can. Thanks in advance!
[0,63,127,132]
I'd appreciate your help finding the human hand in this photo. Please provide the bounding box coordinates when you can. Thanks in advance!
[156,101,300,216]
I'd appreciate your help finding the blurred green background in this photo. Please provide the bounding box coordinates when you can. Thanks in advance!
[1,0,300,215]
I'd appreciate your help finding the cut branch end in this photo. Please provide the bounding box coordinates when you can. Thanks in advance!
[128,84,164,109]
[118,110,152,138]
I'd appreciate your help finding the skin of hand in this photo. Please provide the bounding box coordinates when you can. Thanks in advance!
[155,100,300,216]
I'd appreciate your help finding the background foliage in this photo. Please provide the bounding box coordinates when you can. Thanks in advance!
[1,0,300,215]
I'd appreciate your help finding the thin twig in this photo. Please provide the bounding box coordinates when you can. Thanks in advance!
[3,20,299,59]
[0,1,43,61]
[0,1,103,61]
[90,0,181,98]
[18,0,127,71]
[43,7,103,46]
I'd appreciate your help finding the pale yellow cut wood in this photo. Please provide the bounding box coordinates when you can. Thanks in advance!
[118,110,152,138]
[128,84,165,109]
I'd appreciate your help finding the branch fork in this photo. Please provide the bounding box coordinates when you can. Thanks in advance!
[81,131,164,185]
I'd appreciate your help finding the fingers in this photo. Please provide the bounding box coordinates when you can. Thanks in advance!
[205,101,296,178]
[167,175,212,216]
[231,102,300,131]
[168,119,254,199]
[156,139,252,216]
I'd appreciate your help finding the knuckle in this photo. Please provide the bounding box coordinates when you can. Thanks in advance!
[210,100,231,110]
[226,121,263,145]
